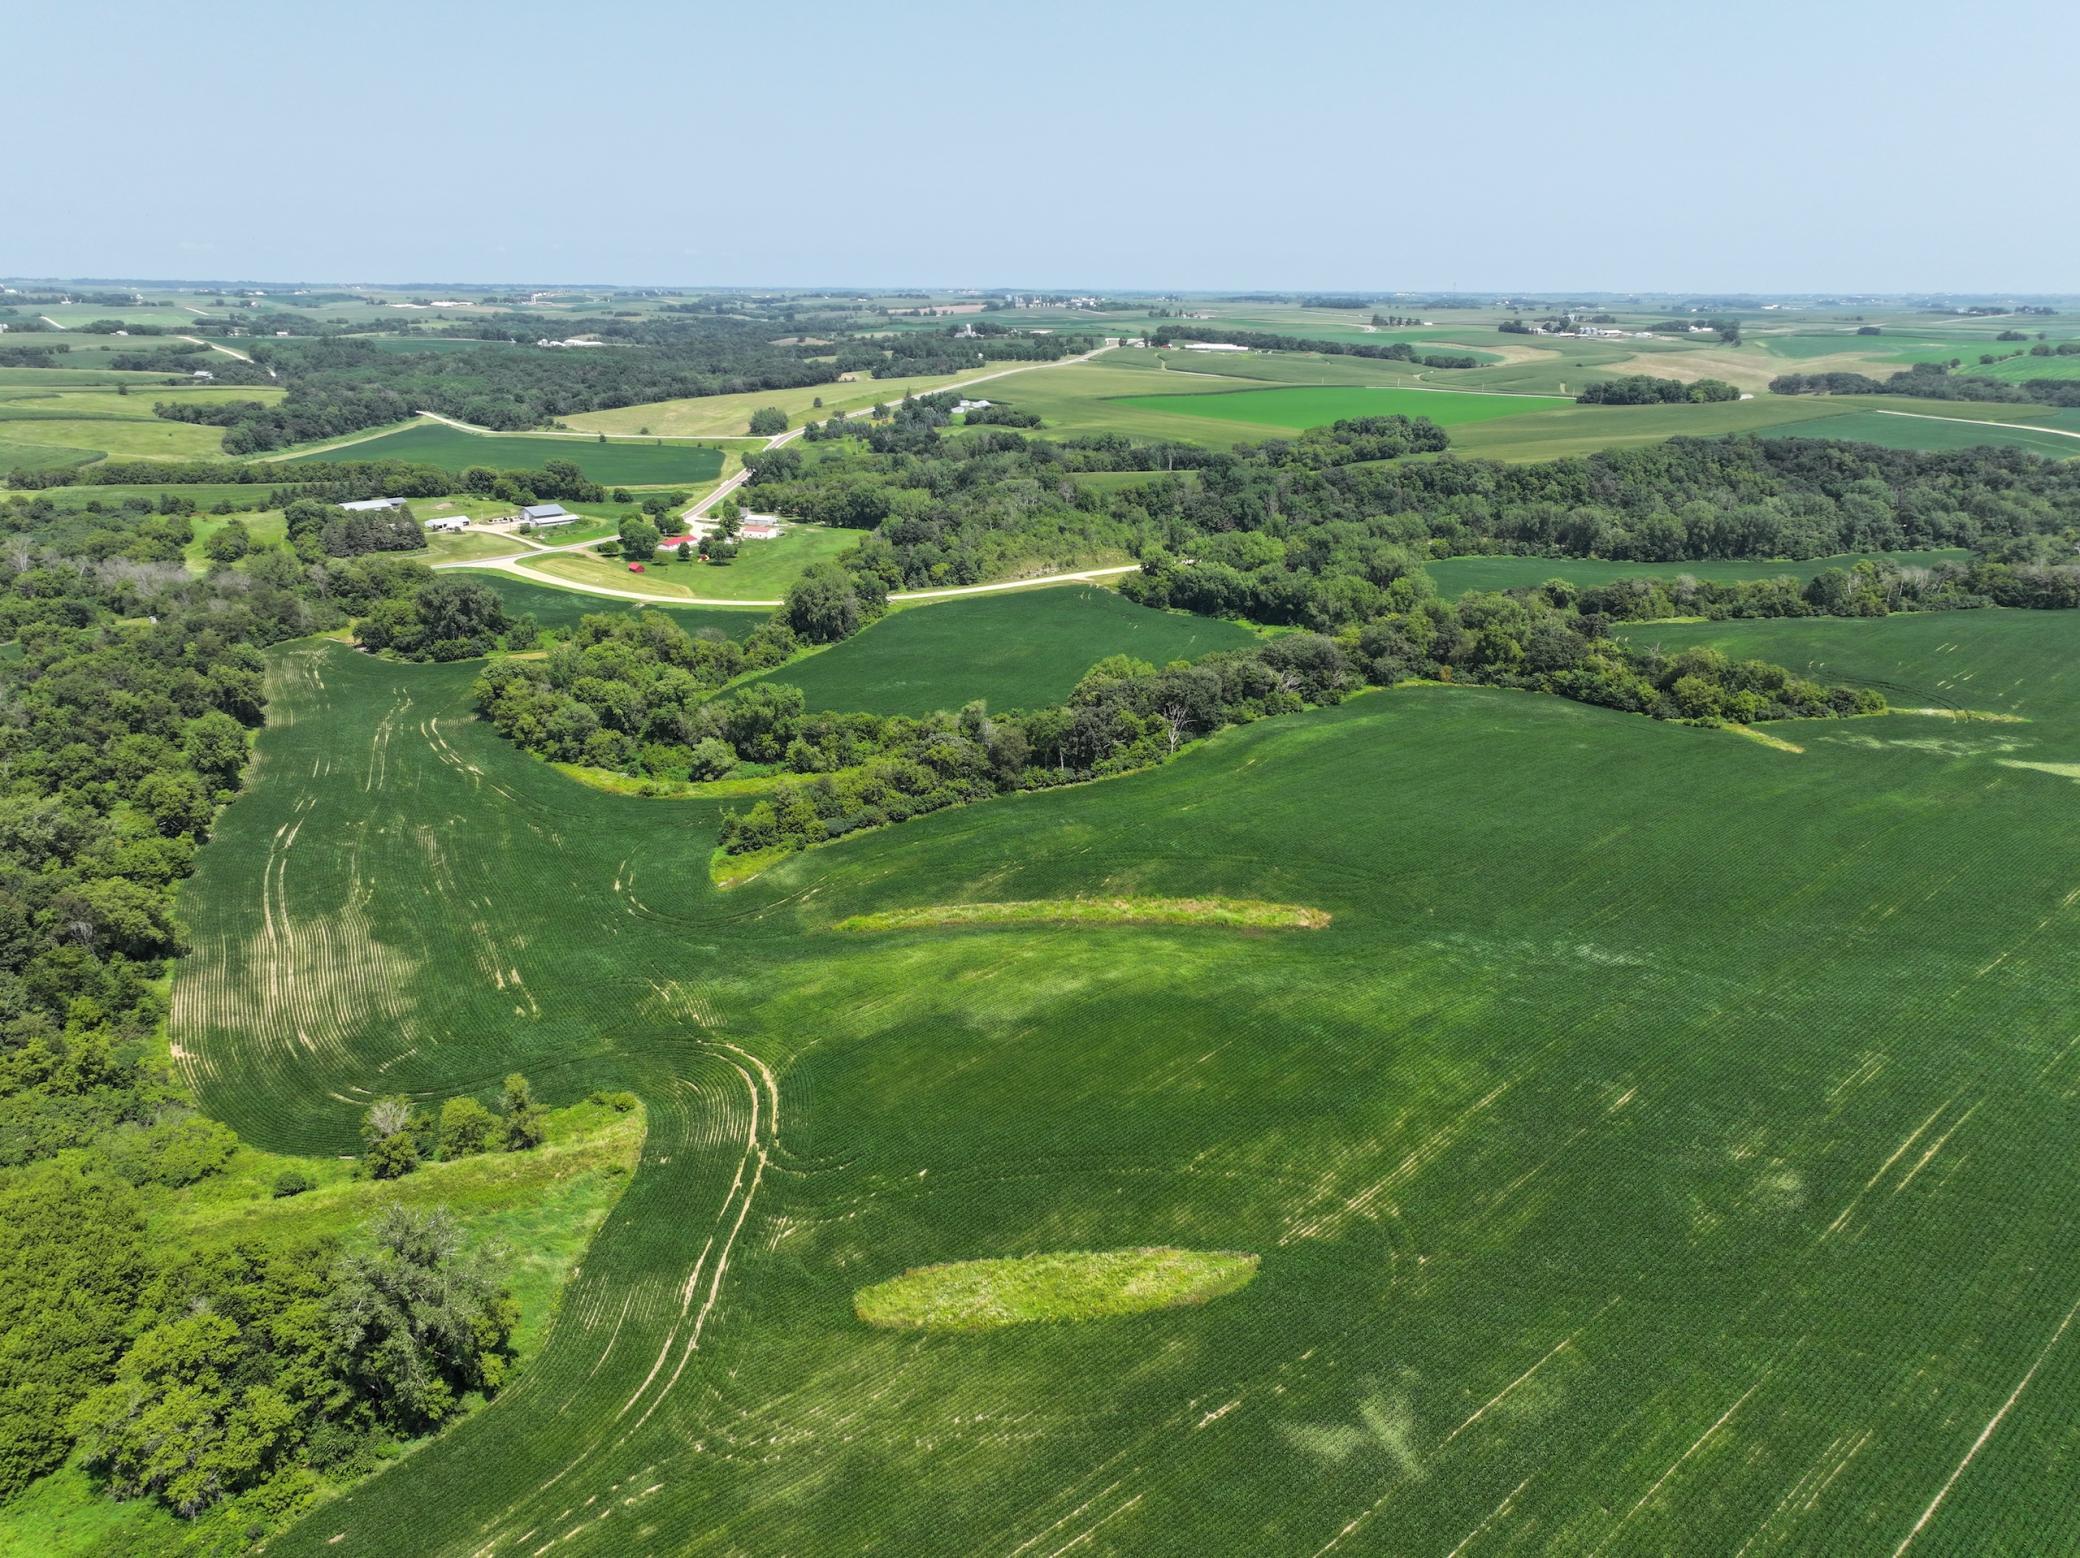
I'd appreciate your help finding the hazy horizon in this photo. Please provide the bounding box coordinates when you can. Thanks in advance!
[16,0,2080,291]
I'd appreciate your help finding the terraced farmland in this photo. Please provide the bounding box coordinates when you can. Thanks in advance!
[171,603,2080,1554]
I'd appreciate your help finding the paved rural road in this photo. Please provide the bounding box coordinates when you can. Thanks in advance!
[434,554,1140,608]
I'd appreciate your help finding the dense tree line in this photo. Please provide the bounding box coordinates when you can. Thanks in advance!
[1150,325,1478,369]
[1769,361,2080,409]
[0,506,508,1517]
[696,599,1876,860]
[1575,375,1741,404]
[724,414,2080,632]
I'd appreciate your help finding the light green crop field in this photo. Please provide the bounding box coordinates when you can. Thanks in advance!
[168,598,2080,1555]
[464,574,766,638]
[737,587,1257,714]
[521,523,859,601]
[283,422,727,484]
[1425,549,1972,597]
[561,372,979,438]
[1965,353,2080,382]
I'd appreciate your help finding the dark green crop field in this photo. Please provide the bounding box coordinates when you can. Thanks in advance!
[283,422,726,483]
[738,587,1256,714]
[168,600,2080,1555]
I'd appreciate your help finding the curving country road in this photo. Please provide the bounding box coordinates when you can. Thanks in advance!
[438,553,1140,608]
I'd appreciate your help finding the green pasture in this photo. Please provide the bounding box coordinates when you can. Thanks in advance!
[165,598,2080,1555]
[283,421,727,484]
[1425,548,1972,597]
[738,587,1256,715]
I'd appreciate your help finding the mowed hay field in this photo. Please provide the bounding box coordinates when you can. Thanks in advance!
[174,603,2080,1555]
[283,421,727,484]
[738,587,1257,715]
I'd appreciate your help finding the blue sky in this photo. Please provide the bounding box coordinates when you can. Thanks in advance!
[15,0,2077,292]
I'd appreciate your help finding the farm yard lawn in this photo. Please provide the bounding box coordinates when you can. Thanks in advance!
[421,528,533,561]
[524,522,859,600]
[1425,548,1972,597]
[283,421,728,484]
[174,601,2080,1554]
[560,371,979,438]
[736,586,1257,715]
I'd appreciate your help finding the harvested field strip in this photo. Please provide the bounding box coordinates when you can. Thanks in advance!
[854,1249,1260,1331]
[835,897,1331,933]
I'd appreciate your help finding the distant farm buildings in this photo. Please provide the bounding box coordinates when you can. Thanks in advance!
[738,518,782,540]
[424,516,469,533]
[1182,341,1250,353]
[953,398,992,415]
[515,503,578,528]
[339,497,408,512]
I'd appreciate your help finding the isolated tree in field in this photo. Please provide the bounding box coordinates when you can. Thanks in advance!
[719,507,742,539]
[747,406,788,437]
[708,537,738,565]
[202,519,251,565]
[361,1095,421,1179]
[676,540,692,562]
[439,1096,498,1159]
[501,1073,546,1151]
[325,1206,517,1434]
[618,514,661,562]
